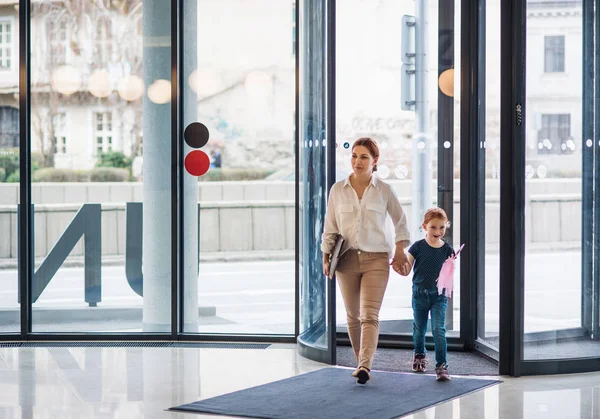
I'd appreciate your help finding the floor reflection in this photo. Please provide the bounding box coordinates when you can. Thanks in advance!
[0,344,599,418]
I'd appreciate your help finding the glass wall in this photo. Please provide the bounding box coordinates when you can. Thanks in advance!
[29,0,172,333]
[0,2,19,333]
[2,0,599,377]
[298,0,329,351]
[479,0,501,350]
[182,0,296,335]
[523,0,599,359]
[335,0,461,339]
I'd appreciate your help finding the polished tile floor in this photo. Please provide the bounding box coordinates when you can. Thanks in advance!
[0,344,599,419]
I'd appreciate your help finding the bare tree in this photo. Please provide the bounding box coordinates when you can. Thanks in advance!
[30,0,142,168]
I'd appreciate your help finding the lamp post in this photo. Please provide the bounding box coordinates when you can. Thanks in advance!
[411,0,432,242]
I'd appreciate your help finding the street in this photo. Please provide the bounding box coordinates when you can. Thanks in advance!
[0,251,584,335]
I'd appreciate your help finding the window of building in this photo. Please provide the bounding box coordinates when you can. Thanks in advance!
[136,15,142,37]
[537,114,573,155]
[544,35,565,73]
[292,2,296,56]
[0,20,13,70]
[48,19,68,65]
[96,16,113,65]
[52,113,67,154]
[0,106,19,148]
[94,112,113,155]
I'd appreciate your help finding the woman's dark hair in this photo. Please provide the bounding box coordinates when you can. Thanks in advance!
[352,137,379,172]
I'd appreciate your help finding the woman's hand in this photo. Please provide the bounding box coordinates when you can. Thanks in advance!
[391,248,410,276]
[323,254,331,278]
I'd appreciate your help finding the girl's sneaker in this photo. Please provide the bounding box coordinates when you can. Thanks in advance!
[412,354,427,372]
[435,363,451,381]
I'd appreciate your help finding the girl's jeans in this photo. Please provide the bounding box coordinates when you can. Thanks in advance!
[412,285,448,368]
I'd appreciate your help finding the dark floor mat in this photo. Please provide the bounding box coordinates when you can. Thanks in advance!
[170,367,500,419]
[337,346,499,376]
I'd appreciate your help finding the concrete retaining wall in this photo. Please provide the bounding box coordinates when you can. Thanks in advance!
[0,194,582,259]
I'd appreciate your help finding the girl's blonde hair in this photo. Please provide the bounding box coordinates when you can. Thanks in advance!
[423,207,451,227]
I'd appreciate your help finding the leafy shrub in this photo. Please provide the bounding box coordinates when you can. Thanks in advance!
[0,168,5,182]
[0,150,44,182]
[32,168,88,182]
[0,149,19,181]
[31,152,43,172]
[6,171,19,183]
[198,168,275,182]
[89,168,130,182]
[96,151,132,170]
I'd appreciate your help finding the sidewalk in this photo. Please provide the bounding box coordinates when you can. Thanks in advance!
[0,241,582,270]
[0,250,295,270]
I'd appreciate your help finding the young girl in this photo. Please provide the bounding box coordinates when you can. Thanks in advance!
[395,207,454,381]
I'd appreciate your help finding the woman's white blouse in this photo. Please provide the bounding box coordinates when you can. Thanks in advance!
[321,175,410,256]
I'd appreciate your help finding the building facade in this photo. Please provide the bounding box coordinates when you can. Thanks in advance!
[0,0,584,178]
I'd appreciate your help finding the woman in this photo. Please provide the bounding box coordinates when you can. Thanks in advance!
[321,137,411,385]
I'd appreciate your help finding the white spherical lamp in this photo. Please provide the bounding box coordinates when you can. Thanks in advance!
[51,65,82,95]
[88,69,112,98]
[117,75,144,101]
[147,79,171,104]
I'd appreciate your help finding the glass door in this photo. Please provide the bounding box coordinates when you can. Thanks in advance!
[334,0,463,346]
[499,0,600,376]
[0,2,20,335]
[520,0,600,366]
[475,0,502,358]
[179,0,297,337]
[297,0,336,364]
[24,0,174,334]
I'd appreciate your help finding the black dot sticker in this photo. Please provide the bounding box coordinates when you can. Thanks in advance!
[184,122,210,149]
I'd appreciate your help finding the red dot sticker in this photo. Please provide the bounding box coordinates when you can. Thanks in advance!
[184,150,210,176]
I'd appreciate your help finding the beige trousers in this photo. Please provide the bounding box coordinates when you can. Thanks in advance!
[336,249,390,370]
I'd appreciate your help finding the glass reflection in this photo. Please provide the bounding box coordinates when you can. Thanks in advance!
[0,2,20,333]
[185,0,296,336]
[298,0,328,348]
[523,0,600,360]
[479,0,501,350]
[335,0,458,338]
[28,0,173,333]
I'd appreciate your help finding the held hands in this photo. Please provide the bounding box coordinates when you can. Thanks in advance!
[390,248,410,276]
[323,254,331,278]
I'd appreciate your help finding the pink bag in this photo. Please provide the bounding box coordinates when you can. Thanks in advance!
[436,244,464,298]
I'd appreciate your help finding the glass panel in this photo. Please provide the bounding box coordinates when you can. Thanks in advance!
[523,0,600,359]
[183,0,296,335]
[0,8,18,333]
[445,0,462,337]
[298,0,328,349]
[335,0,459,338]
[180,0,199,334]
[0,114,19,332]
[30,0,172,333]
[479,0,501,349]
